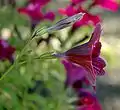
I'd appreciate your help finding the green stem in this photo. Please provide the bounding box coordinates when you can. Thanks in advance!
[0,64,14,81]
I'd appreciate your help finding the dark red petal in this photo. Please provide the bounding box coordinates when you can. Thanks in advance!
[67,54,96,87]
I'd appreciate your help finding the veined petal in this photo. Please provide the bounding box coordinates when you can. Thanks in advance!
[66,54,96,87]
[92,57,106,76]
[54,24,104,89]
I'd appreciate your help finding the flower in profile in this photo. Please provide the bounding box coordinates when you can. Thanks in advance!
[76,89,102,110]
[59,5,101,29]
[92,0,118,12]
[0,39,15,62]
[53,23,106,89]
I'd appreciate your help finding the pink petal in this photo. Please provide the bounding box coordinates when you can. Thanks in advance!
[93,0,118,11]
[18,3,44,21]
[73,12,101,29]
[58,8,67,15]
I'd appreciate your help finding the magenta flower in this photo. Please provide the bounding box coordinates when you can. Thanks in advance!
[0,39,15,62]
[54,24,106,89]
[92,0,118,11]
[76,89,102,110]
[59,6,101,29]
[18,2,55,27]
[18,3,43,23]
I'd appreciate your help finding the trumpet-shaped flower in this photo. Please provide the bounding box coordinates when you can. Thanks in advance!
[54,24,106,89]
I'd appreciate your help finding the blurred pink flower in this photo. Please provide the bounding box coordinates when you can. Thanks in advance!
[59,6,101,29]
[0,39,15,62]
[76,89,102,110]
[92,0,118,11]
[54,24,106,90]
[18,3,43,22]
[18,2,55,26]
